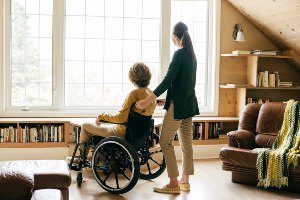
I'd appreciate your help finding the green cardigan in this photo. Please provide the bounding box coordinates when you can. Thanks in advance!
[153,48,199,119]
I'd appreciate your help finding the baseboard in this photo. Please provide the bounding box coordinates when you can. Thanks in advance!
[0,148,68,161]
[175,144,226,160]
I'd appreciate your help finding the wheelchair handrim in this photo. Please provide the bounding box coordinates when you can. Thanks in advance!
[92,140,135,192]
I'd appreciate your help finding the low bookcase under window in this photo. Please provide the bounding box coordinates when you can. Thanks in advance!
[171,117,239,146]
[0,119,71,148]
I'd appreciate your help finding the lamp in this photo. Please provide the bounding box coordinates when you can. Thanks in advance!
[232,24,245,42]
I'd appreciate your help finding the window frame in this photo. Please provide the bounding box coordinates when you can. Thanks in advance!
[0,0,220,117]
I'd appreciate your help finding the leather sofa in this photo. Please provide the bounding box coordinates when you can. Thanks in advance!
[219,102,300,192]
[0,160,71,200]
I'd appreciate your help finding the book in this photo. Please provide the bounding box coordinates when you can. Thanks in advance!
[251,50,279,55]
[232,50,251,55]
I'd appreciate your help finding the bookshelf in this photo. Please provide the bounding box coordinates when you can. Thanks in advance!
[219,53,300,117]
[0,118,72,148]
[0,117,239,150]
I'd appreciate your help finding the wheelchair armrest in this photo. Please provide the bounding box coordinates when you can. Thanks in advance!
[98,120,127,126]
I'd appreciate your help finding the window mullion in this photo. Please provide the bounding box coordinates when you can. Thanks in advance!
[160,0,171,80]
[4,0,11,111]
[52,0,65,109]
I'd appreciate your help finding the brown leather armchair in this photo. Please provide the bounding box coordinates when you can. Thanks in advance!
[219,102,300,192]
[0,160,71,200]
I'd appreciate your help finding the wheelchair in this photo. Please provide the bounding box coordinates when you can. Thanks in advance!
[69,105,166,194]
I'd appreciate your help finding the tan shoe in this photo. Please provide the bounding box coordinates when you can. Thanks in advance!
[179,183,190,191]
[153,184,180,194]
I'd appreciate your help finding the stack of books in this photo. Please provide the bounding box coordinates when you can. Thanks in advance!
[0,125,64,143]
[232,50,251,55]
[279,82,293,87]
[209,122,224,139]
[257,71,280,87]
[251,50,279,55]
[246,97,270,104]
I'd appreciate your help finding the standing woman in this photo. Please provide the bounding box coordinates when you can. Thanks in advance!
[136,22,199,194]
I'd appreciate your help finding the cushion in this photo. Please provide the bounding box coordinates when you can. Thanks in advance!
[31,189,62,200]
[255,133,277,148]
[256,102,286,134]
[0,160,71,190]
[0,170,34,200]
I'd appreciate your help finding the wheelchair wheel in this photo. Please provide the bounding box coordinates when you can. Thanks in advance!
[92,137,140,194]
[139,146,166,180]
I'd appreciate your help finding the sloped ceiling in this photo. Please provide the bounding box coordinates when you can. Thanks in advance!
[226,0,300,54]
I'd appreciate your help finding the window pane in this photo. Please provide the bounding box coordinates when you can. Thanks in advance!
[85,39,104,61]
[123,40,141,62]
[85,62,103,83]
[124,18,141,40]
[143,0,160,18]
[86,0,104,16]
[103,84,123,105]
[103,62,122,84]
[65,39,84,60]
[105,18,123,39]
[142,41,159,62]
[66,0,85,15]
[10,0,53,107]
[104,40,122,61]
[85,17,104,38]
[65,0,160,107]
[142,19,159,40]
[26,0,39,14]
[105,0,123,17]
[65,16,85,38]
[124,0,142,18]
[65,61,84,83]
[40,15,52,37]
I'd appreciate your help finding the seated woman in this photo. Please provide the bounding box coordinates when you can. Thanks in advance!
[80,62,157,143]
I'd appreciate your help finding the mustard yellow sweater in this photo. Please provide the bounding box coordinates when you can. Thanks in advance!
[97,87,156,134]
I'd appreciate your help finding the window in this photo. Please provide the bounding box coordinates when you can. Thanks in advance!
[170,0,208,107]
[10,0,53,107]
[3,0,219,115]
[64,0,160,107]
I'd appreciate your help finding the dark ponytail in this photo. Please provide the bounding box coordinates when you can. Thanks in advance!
[173,22,196,61]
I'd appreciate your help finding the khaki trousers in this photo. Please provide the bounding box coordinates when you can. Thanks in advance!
[160,103,194,177]
[80,123,124,143]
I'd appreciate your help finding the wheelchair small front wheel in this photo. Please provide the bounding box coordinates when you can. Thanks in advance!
[92,136,140,194]
[77,171,83,187]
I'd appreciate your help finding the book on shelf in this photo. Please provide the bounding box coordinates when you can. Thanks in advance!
[174,122,205,141]
[221,84,252,88]
[232,50,251,55]
[279,82,293,87]
[0,125,64,143]
[257,71,281,87]
[246,97,270,104]
[251,50,279,55]
[208,122,224,139]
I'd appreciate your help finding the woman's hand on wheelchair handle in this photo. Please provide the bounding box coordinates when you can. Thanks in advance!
[95,118,101,126]
[136,100,148,110]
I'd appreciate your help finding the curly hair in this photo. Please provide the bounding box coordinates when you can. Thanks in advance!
[128,62,151,87]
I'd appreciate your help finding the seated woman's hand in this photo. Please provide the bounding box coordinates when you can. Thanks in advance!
[95,118,101,126]
[156,99,166,106]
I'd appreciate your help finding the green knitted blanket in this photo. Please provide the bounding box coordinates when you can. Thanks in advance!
[253,100,300,189]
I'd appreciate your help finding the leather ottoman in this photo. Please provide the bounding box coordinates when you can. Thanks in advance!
[0,160,71,200]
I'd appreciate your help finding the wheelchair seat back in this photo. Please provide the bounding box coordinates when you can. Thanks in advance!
[125,104,154,150]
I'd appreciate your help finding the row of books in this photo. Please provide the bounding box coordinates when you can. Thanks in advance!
[246,97,270,104]
[257,71,281,87]
[232,50,279,55]
[0,125,64,143]
[174,122,225,141]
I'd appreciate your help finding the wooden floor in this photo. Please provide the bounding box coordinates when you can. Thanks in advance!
[69,159,300,200]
